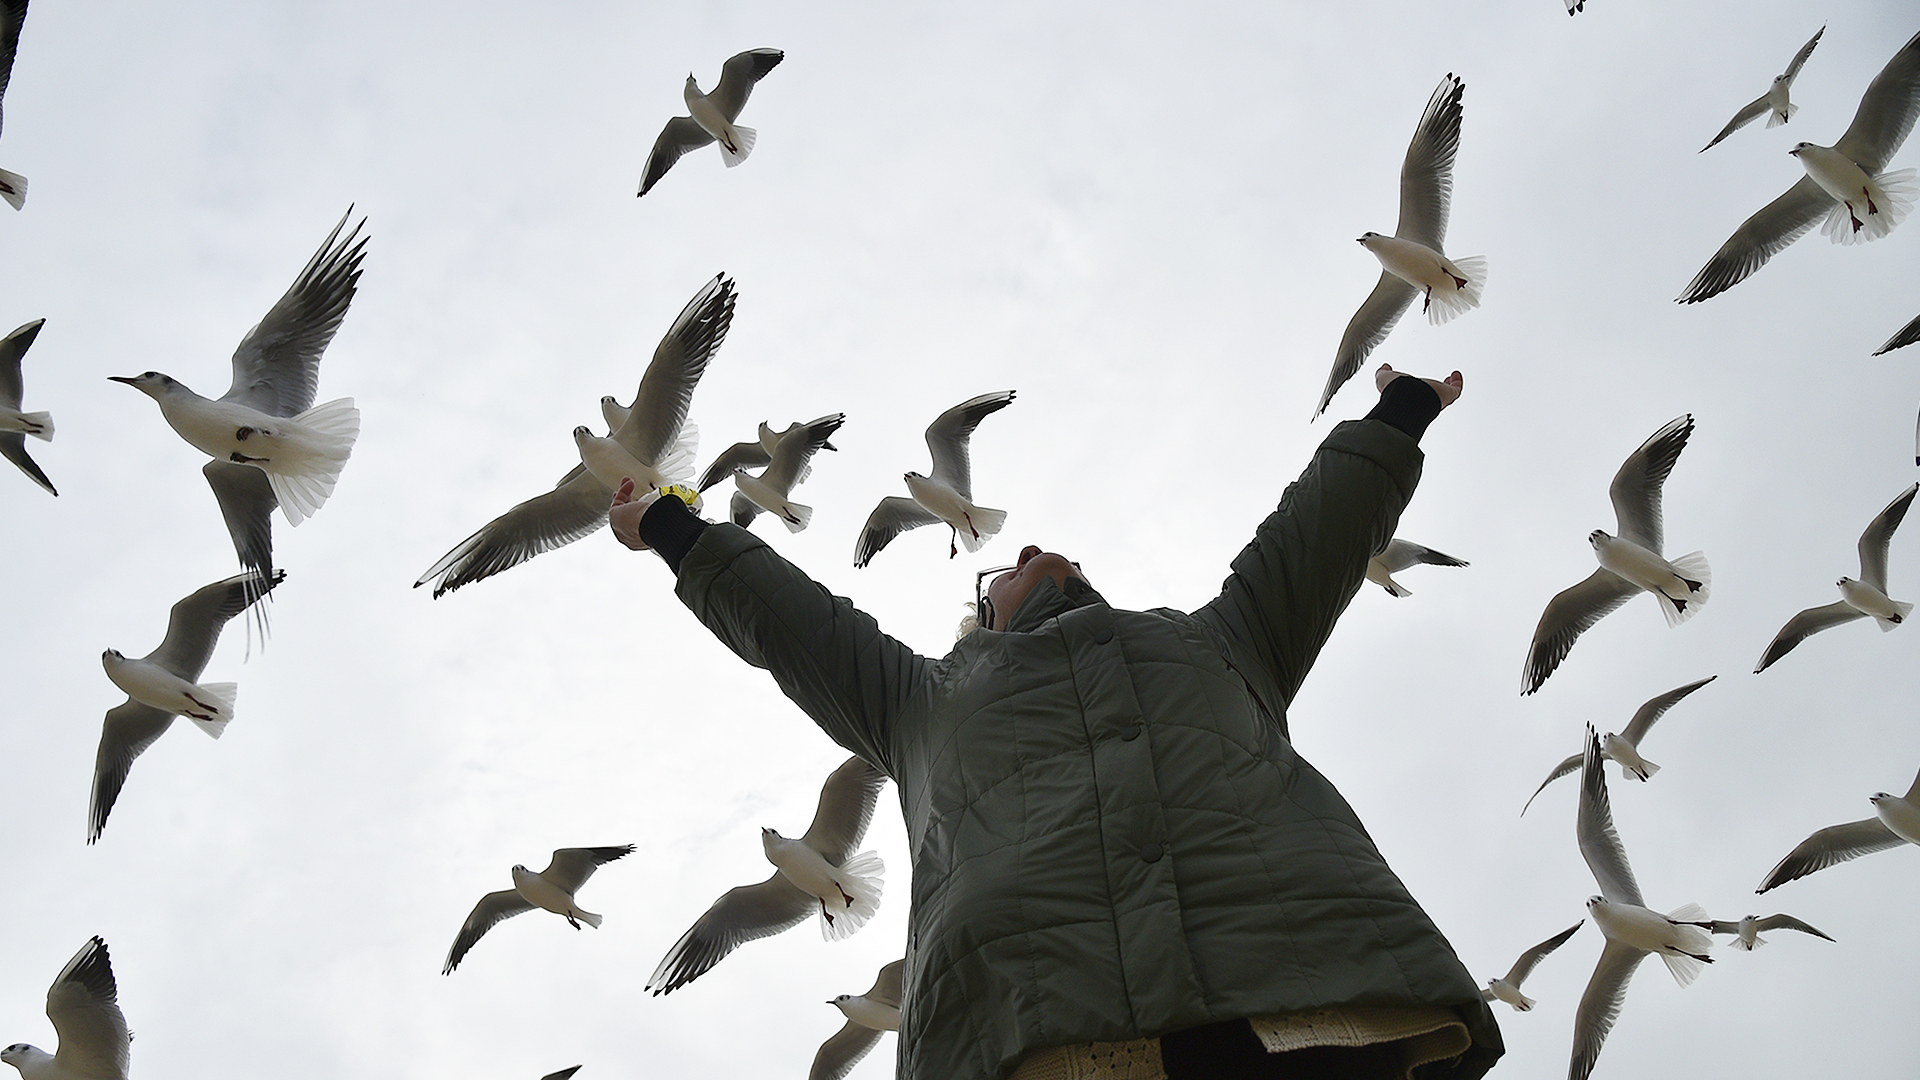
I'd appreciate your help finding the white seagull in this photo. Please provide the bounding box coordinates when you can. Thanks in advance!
[1873,311,1920,356]
[811,958,905,1080]
[695,418,841,493]
[731,412,846,531]
[1757,762,1920,893]
[1679,29,1920,302]
[0,318,54,495]
[91,570,284,844]
[1705,913,1834,951]
[442,845,636,974]
[1521,675,1717,815]
[1481,921,1582,1012]
[0,0,29,210]
[1321,73,1485,417]
[647,756,888,994]
[636,48,784,197]
[109,209,366,629]
[1,937,131,1080]
[1367,538,1468,597]
[854,391,1015,567]
[1754,482,1916,673]
[1570,725,1714,1080]
[1700,26,1825,152]
[415,273,734,596]
[1523,415,1709,695]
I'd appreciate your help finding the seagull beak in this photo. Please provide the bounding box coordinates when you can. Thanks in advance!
[107,375,138,385]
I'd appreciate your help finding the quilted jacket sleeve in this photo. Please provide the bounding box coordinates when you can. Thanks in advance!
[1194,418,1423,714]
[670,522,930,775]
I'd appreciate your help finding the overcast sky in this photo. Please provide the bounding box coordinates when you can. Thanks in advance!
[3,2,1918,1079]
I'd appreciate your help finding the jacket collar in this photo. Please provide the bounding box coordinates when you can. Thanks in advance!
[1001,573,1106,633]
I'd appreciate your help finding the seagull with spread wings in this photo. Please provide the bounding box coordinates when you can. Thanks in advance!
[648,757,887,995]
[415,274,734,597]
[811,958,905,1080]
[109,209,366,631]
[1366,538,1469,598]
[1758,763,1920,893]
[853,391,1014,567]
[443,845,636,974]
[730,412,846,531]
[0,318,54,494]
[1679,29,1920,302]
[1481,921,1582,1012]
[1,937,131,1080]
[1522,676,1717,814]
[91,570,284,844]
[1700,26,1825,152]
[1523,416,1710,695]
[1321,73,1485,416]
[1755,482,1916,672]
[1569,726,1714,1080]
[1705,913,1834,951]
[636,48,784,197]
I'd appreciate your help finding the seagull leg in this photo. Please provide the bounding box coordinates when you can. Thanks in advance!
[182,691,221,719]
[838,883,856,908]
[818,898,838,927]
[1449,272,1468,291]
[1421,287,1433,314]
[1845,201,1865,233]
[948,526,959,559]
[1863,187,1881,217]
[566,914,582,930]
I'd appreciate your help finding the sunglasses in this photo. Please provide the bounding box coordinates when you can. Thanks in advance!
[974,559,1081,631]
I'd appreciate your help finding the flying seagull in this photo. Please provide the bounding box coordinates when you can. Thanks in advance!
[415,273,734,597]
[1705,913,1834,951]
[1481,921,1581,1012]
[0,0,29,210]
[1321,73,1485,416]
[1679,29,1920,302]
[1367,538,1468,597]
[1757,762,1920,893]
[695,418,841,493]
[648,756,888,995]
[1570,725,1714,1080]
[443,845,636,974]
[1700,26,1825,152]
[1,937,131,1080]
[1523,415,1709,695]
[0,318,54,494]
[1754,482,1916,673]
[1874,311,1920,355]
[91,570,284,844]
[1521,675,1717,814]
[731,412,846,531]
[636,48,784,197]
[854,391,1015,567]
[109,208,366,631]
[811,958,905,1080]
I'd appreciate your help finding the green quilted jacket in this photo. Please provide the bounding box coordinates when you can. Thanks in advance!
[672,417,1502,1080]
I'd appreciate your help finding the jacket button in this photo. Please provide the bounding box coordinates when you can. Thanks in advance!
[1140,843,1163,863]
[1121,723,1143,741]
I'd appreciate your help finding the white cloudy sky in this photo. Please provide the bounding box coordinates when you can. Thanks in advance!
[3,2,1918,1079]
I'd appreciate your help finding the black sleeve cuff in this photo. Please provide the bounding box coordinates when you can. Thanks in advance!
[1363,375,1444,442]
[639,494,710,574]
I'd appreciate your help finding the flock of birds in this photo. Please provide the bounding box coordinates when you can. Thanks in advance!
[3,4,1920,1080]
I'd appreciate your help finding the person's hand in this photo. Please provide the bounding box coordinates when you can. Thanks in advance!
[609,477,661,551]
[1375,363,1462,409]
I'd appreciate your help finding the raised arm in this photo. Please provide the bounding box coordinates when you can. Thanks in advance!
[1195,369,1459,711]
[616,481,927,774]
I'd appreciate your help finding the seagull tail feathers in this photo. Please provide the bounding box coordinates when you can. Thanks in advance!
[653,422,701,488]
[1821,168,1916,246]
[1622,757,1660,781]
[1735,934,1764,951]
[956,505,1008,553]
[265,397,361,525]
[186,682,238,738]
[1380,578,1411,598]
[1656,551,1711,627]
[11,411,53,440]
[721,125,757,166]
[1873,599,1913,631]
[0,167,26,211]
[1424,255,1486,326]
[576,908,604,929]
[821,850,884,942]
[1765,102,1797,128]
[778,499,813,533]
[1656,902,1715,987]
